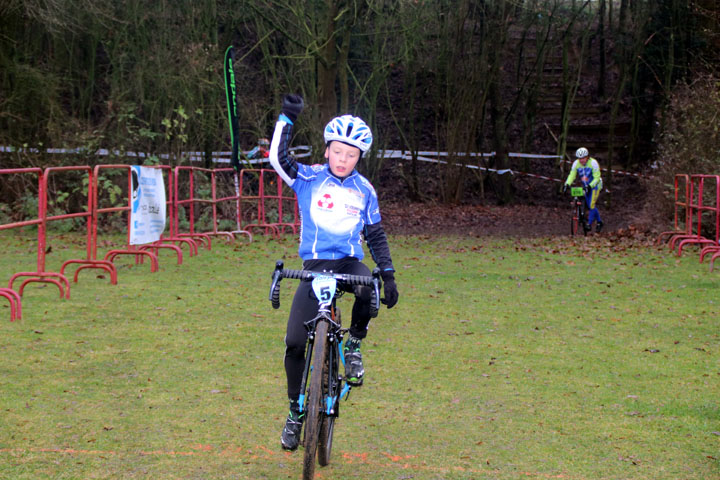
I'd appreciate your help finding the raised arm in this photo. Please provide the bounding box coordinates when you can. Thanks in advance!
[269,94,304,186]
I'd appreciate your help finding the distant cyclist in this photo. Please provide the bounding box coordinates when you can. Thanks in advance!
[563,147,604,233]
[246,137,270,161]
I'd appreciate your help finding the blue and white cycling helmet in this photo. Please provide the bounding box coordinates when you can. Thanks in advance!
[575,147,589,158]
[323,115,373,153]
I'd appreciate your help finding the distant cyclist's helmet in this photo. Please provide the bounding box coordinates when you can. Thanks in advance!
[576,147,589,159]
[324,115,373,153]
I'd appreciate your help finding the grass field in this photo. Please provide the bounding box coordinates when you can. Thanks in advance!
[0,231,718,479]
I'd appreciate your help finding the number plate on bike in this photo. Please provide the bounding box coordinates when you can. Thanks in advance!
[312,275,337,305]
[571,187,585,197]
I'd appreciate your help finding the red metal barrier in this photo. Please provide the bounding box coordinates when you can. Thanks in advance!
[265,169,300,235]
[1,167,71,299]
[1,162,298,321]
[0,167,43,319]
[240,169,299,237]
[0,287,21,321]
[669,175,720,256]
[212,167,253,241]
[173,166,251,247]
[135,165,189,264]
[50,166,119,286]
[91,165,160,272]
[656,174,691,246]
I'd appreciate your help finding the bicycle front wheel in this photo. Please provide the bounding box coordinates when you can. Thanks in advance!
[303,320,328,480]
[318,414,335,466]
[318,344,338,466]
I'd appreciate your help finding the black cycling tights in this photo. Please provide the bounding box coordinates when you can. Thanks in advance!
[284,257,372,400]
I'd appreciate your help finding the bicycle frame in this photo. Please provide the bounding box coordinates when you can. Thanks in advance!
[269,260,380,479]
[297,292,347,420]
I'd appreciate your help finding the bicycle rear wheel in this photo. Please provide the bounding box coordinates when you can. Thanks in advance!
[570,203,579,236]
[579,205,589,236]
[302,320,328,480]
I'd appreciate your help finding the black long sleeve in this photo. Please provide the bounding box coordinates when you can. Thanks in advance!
[363,222,394,272]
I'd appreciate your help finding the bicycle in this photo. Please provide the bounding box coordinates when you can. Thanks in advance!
[569,186,590,236]
[269,260,381,480]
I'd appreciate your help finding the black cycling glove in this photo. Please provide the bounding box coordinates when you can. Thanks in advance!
[562,184,568,194]
[281,94,304,124]
[380,271,399,309]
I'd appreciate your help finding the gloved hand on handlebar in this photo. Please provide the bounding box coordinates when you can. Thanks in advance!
[380,271,398,309]
[584,185,592,196]
[562,184,568,194]
[281,94,304,124]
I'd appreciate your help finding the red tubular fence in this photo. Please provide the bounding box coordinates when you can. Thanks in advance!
[56,166,118,287]
[658,174,720,270]
[1,164,298,322]
[673,175,720,256]
[0,168,44,320]
[137,165,189,265]
[240,168,299,237]
[212,167,253,242]
[656,174,691,246]
[3,167,72,299]
[173,166,252,247]
[92,165,160,272]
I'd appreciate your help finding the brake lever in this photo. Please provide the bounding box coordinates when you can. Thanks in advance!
[269,260,284,308]
[371,267,382,316]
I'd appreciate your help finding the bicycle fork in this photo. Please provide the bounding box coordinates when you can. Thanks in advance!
[326,334,352,416]
[297,322,352,417]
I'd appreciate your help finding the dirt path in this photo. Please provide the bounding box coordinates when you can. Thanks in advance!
[382,202,641,237]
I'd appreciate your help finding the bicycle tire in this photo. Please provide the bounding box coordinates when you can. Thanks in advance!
[571,203,579,236]
[318,340,337,466]
[302,320,328,480]
[318,415,335,466]
[579,205,589,236]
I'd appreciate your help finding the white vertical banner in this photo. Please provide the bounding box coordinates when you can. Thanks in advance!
[129,166,167,245]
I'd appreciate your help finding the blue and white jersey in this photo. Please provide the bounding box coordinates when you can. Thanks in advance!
[292,163,381,261]
[269,117,386,263]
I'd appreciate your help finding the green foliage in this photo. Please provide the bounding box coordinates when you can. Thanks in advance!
[0,203,11,224]
[644,74,720,227]
[1,0,719,209]
[96,174,124,207]
[20,193,38,220]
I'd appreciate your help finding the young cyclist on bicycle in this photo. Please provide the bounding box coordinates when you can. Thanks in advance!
[269,94,399,451]
[563,147,604,233]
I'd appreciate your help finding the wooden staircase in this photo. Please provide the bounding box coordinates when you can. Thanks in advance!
[523,37,632,166]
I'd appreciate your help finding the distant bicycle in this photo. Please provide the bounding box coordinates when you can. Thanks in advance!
[569,186,590,236]
[269,261,381,480]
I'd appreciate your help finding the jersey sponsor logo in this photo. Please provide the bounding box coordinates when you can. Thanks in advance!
[317,193,334,210]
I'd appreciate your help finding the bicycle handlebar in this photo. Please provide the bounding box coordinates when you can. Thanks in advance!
[268,260,382,317]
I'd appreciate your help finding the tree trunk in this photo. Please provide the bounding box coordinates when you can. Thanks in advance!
[597,0,606,98]
[317,0,339,121]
